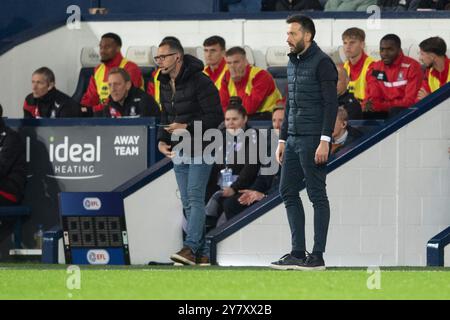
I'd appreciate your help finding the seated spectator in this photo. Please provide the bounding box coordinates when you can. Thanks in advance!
[94,68,160,118]
[337,65,363,119]
[377,0,419,10]
[274,0,323,11]
[331,107,363,154]
[417,37,450,100]
[205,101,261,229]
[325,0,376,11]
[341,27,376,102]
[233,105,284,213]
[81,33,144,116]
[220,46,282,120]
[147,36,182,106]
[23,67,81,118]
[415,0,450,10]
[363,34,423,119]
[0,104,26,205]
[203,35,228,90]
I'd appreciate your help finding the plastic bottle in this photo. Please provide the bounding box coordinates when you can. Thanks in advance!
[34,224,44,249]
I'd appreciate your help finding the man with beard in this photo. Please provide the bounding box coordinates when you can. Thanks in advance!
[271,15,338,271]
[417,37,450,100]
[81,33,144,116]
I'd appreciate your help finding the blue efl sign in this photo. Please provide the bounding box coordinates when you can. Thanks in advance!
[59,192,130,265]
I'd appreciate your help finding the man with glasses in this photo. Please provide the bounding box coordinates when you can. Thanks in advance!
[147,36,182,106]
[156,39,223,266]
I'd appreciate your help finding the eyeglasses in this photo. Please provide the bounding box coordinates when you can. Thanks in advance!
[153,52,177,62]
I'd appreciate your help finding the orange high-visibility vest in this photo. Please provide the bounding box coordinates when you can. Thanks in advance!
[344,55,375,101]
[227,66,282,113]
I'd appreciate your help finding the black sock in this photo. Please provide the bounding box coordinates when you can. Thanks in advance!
[312,251,323,259]
[291,250,305,259]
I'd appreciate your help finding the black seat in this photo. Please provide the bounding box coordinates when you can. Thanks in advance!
[72,67,94,104]
[268,66,287,98]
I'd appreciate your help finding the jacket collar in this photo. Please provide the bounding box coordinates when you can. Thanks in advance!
[103,52,124,68]
[288,41,319,63]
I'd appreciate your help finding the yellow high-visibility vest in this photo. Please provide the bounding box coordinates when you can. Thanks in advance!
[94,58,144,103]
[428,60,450,92]
[344,55,375,101]
[153,68,162,106]
[227,66,281,114]
[203,64,228,90]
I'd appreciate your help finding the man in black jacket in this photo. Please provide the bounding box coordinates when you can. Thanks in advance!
[156,39,223,266]
[94,68,160,118]
[23,67,81,118]
[272,15,338,271]
[0,104,26,205]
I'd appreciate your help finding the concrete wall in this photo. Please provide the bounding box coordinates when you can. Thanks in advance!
[217,98,450,267]
[1,18,450,117]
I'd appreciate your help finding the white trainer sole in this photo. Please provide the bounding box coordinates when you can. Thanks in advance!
[270,264,300,271]
[295,265,326,271]
[170,253,196,266]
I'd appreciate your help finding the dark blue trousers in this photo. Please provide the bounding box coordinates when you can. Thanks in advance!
[279,135,330,253]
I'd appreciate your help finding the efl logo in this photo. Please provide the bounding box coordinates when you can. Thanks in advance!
[83,198,102,210]
[87,250,110,265]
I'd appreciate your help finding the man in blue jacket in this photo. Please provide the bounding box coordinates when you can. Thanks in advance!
[271,15,338,271]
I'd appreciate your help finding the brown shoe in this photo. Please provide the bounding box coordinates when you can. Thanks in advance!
[196,256,211,266]
[170,247,196,266]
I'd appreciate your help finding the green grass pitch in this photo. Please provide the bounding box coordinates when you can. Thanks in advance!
[0,264,449,300]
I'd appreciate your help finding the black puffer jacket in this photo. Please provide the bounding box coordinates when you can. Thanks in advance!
[157,55,224,154]
[0,119,26,203]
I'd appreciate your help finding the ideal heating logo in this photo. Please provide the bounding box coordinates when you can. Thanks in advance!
[45,136,103,180]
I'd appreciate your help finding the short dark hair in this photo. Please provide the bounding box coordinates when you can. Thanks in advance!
[286,15,316,40]
[159,39,184,55]
[226,96,247,118]
[225,46,246,57]
[0,103,3,118]
[101,33,122,47]
[381,34,402,48]
[108,67,131,82]
[162,36,182,46]
[419,37,447,57]
[203,36,226,51]
[342,27,366,42]
[33,67,55,84]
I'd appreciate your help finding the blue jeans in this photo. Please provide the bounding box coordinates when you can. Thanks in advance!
[173,157,212,257]
[279,136,330,253]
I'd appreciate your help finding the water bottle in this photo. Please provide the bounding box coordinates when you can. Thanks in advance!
[34,224,44,249]
[220,167,233,188]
